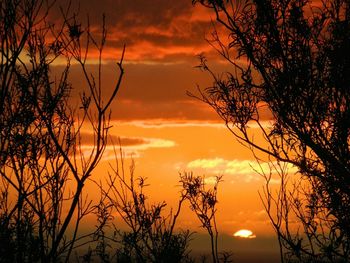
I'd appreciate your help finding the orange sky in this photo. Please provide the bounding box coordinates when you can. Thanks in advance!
[51,0,281,259]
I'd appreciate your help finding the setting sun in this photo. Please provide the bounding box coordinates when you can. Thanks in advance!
[233,229,257,239]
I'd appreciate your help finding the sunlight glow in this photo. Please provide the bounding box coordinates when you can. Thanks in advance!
[233,229,256,239]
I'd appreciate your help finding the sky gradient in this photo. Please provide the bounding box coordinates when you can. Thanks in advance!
[52,1,281,261]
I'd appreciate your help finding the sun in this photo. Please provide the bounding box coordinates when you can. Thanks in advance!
[233,229,256,239]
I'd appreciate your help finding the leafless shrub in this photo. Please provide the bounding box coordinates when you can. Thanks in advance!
[0,1,124,262]
[193,0,350,262]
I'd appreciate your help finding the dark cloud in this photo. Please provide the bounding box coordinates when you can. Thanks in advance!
[54,60,224,121]
[50,0,213,62]
[73,0,192,28]
[47,1,234,121]
[112,99,219,121]
[54,58,262,121]
[110,136,147,146]
[79,133,148,146]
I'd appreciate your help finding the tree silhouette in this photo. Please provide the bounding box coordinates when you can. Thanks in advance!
[0,1,124,262]
[180,173,233,263]
[92,154,194,263]
[180,173,222,263]
[192,0,350,262]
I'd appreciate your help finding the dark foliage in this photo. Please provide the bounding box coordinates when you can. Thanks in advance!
[89,156,194,263]
[0,0,124,262]
[193,0,350,262]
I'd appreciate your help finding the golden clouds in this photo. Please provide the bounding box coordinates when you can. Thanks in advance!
[187,158,297,183]
[123,120,225,129]
[188,157,225,169]
[78,136,176,161]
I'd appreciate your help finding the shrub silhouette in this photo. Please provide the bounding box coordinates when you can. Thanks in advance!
[0,0,124,262]
[193,0,350,262]
[91,155,193,263]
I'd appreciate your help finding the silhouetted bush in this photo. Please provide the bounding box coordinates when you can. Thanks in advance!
[193,0,350,262]
[0,0,124,262]
[91,155,194,263]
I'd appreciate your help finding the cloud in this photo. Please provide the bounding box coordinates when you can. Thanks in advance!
[51,0,214,63]
[186,158,297,183]
[124,137,176,150]
[113,136,146,146]
[79,133,149,146]
[204,176,220,185]
[78,136,176,161]
[52,60,223,121]
[188,157,225,169]
[122,120,225,129]
[59,61,274,122]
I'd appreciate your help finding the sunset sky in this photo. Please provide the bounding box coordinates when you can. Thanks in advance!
[53,0,280,260]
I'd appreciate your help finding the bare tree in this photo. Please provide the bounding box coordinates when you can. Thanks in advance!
[0,0,124,262]
[180,173,232,263]
[93,151,193,263]
[192,0,350,262]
